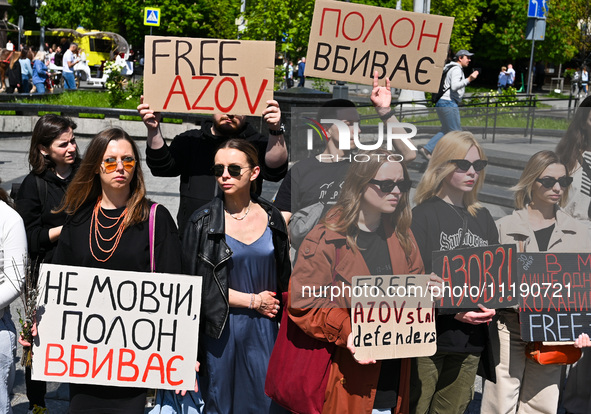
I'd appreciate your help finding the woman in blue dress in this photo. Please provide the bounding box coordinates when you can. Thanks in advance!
[182,139,291,413]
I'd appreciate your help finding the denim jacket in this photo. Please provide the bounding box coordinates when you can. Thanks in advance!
[182,193,291,339]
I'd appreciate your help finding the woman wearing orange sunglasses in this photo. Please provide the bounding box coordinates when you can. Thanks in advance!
[50,127,183,413]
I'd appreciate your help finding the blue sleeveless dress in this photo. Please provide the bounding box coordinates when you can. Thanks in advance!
[202,227,286,414]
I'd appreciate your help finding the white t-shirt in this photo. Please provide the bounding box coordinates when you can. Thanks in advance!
[62,49,76,73]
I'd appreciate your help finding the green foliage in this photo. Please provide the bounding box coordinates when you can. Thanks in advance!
[274,65,286,91]
[311,78,329,92]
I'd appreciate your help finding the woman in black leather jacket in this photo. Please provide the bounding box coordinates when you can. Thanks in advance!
[182,138,290,413]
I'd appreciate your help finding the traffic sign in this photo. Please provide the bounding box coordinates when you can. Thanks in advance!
[527,0,548,19]
[144,7,161,26]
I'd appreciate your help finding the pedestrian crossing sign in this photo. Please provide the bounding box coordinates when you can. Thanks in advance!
[144,7,161,26]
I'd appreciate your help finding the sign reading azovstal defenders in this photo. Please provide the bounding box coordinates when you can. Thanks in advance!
[144,35,275,116]
[32,264,202,390]
[305,0,454,92]
[351,275,436,361]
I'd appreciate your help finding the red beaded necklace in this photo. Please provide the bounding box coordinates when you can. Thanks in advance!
[89,196,128,262]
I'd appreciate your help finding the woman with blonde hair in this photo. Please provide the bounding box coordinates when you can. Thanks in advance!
[410,131,498,414]
[480,150,591,413]
[288,148,424,413]
[32,51,49,94]
[51,127,182,412]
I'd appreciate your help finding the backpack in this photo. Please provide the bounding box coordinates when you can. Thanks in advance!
[431,65,453,104]
[289,201,325,251]
[11,176,47,205]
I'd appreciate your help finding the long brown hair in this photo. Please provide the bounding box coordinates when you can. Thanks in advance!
[9,51,20,69]
[322,148,414,258]
[555,97,591,173]
[28,114,79,174]
[57,127,149,228]
[0,179,14,209]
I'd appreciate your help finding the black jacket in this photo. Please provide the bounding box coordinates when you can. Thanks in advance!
[182,193,291,339]
[146,120,288,235]
[16,167,77,265]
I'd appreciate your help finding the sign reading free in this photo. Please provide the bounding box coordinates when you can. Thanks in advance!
[32,264,202,390]
[305,0,454,92]
[143,36,275,115]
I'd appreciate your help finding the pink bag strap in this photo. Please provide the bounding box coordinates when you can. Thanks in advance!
[149,203,158,272]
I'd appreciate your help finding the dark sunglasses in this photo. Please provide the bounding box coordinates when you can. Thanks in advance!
[212,164,249,177]
[449,159,488,172]
[536,176,573,189]
[368,179,412,193]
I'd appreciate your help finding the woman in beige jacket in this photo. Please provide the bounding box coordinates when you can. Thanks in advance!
[480,150,591,414]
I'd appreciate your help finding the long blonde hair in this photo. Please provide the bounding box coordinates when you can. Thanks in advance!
[322,149,414,258]
[512,150,570,209]
[414,131,486,216]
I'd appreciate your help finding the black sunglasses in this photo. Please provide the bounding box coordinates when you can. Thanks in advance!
[536,176,573,189]
[449,159,488,172]
[212,164,248,177]
[368,179,412,193]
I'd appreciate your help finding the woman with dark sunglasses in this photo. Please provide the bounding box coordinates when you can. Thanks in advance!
[410,131,498,414]
[288,148,425,413]
[182,139,291,413]
[47,127,183,413]
[480,150,591,414]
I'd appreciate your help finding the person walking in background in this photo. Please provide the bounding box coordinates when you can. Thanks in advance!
[410,131,497,414]
[285,61,294,88]
[297,57,306,87]
[16,114,80,414]
[19,47,33,94]
[480,150,591,414]
[419,50,479,160]
[32,51,48,94]
[498,66,508,93]
[0,182,26,414]
[506,63,516,88]
[61,43,80,90]
[182,139,291,413]
[581,66,589,97]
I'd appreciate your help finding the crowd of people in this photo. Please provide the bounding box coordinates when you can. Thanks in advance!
[0,55,591,414]
[2,38,130,94]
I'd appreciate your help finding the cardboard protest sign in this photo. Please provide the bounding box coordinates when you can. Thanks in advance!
[431,244,518,312]
[144,35,275,115]
[305,0,454,91]
[32,264,202,390]
[351,275,436,360]
[517,252,591,341]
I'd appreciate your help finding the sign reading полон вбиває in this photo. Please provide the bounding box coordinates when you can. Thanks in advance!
[32,264,202,390]
[305,0,454,92]
[143,35,275,116]
[517,252,591,342]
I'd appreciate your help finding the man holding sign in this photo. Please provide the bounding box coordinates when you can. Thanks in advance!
[138,36,288,234]
[138,98,287,234]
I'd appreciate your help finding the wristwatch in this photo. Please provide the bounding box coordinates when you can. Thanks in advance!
[269,123,285,136]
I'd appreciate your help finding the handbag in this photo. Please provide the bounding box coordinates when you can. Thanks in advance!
[525,342,582,365]
[265,249,341,414]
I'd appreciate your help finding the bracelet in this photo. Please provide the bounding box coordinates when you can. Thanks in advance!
[249,293,255,309]
[379,109,396,122]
